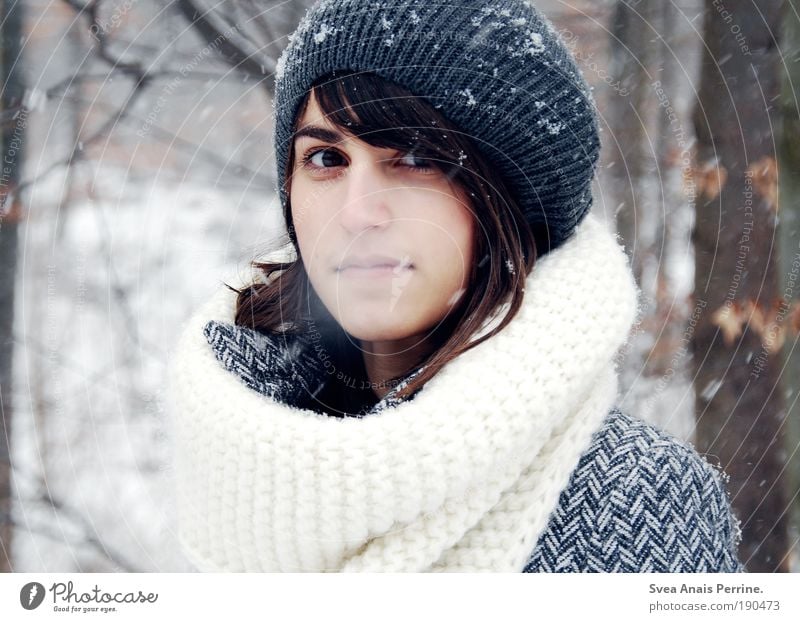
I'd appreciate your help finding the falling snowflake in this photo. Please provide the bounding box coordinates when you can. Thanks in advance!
[701,378,723,401]
[447,288,467,306]
[381,14,392,29]
[409,9,420,24]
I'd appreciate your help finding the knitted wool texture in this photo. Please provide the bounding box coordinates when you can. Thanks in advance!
[168,213,640,572]
[272,0,601,251]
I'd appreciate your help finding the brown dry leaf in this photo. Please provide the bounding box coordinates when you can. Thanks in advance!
[695,160,728,201]
[790,301,800,335]
[746,156,778,213]
[711,302,745,346]
[742,299,766,335]
[742,298,786,353]
[0,182,24,224]
[761,322,786,354]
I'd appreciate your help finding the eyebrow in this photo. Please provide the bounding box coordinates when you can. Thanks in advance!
[292,125,345,145]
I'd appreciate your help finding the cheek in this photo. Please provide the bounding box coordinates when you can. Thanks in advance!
[445,203,475,294]
[289,183,326,267]
[450,206,475,265]
[419,197,475,278]
[289,182,309,242]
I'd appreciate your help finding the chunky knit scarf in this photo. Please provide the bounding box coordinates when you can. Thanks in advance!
[168,213,639,572]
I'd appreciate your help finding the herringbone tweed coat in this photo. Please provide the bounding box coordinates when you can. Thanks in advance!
[522,408,745,572]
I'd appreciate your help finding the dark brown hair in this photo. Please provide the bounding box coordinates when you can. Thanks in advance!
[227,70,539,415]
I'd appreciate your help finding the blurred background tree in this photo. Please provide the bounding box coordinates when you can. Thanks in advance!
[778,0,800,573]
[691,0,789,572]
[1,0,27,574]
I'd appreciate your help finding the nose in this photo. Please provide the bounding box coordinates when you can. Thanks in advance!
[338,158,394,234]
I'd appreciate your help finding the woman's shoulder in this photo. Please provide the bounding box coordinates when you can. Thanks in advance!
[569,408,733,491]
[524,408,746,573]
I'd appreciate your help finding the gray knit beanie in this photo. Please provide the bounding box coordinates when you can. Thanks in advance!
[273,0,601,252]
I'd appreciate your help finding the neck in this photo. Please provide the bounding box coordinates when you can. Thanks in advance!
[360,336,434,399]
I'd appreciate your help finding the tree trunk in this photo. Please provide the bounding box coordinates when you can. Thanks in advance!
[608,0,657,282]
[778,0,800,572]
[691,0,790,571]
[176,0,315,96]
[0,0,25,573]
[648,0,694,436]
[609,0,699,439]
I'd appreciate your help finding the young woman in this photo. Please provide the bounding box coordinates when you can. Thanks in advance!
[169,0,745,572]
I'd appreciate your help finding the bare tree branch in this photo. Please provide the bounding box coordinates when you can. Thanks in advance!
[15,92,273,197]
[176,0,274,81]
[8,464,144,571]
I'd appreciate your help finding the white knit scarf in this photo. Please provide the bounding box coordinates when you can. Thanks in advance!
[168,213,639,572]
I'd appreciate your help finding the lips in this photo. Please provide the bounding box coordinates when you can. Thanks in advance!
[336,254,413,272]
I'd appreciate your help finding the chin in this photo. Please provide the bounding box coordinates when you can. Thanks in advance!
[337,318,420,343]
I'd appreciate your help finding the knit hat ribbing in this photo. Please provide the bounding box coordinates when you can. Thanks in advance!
[273,0,601,252]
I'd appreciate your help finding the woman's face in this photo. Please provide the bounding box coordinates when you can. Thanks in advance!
[289,92,475,345]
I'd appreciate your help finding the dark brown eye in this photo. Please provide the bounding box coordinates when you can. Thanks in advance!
[301,148,345,169]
